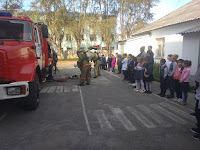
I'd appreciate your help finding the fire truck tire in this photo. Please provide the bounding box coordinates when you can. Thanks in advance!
[23,74,40,110]
[47,64,53,80]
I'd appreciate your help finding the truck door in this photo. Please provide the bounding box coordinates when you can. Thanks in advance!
[34,25,43,70]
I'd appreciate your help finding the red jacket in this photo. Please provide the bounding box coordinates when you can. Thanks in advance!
[174,66,183,81]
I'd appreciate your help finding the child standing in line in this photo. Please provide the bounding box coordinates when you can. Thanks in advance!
[158,59,168,97]
[107,54,112,72]
[173,59,184,101]
[134,57,145,92]
[179,60,192,105]
[122,53,128,80]
[191,86,200,140]
[111,54,116,73]
[167,55,177,98]
[143,57,154,94]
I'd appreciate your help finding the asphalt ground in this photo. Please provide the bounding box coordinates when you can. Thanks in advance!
[0,67,200,150]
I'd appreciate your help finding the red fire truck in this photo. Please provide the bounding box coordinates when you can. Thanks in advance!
[0,12,54,110]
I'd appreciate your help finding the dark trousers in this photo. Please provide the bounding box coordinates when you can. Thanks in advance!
[118,64,122,73]
[195,100,200,129]
[123,70,128,80]
[167,76,175,96]
[160,78,167,96]
[129,71,135,83]
[174,79,182,98]
[101,64,105,70]
[54,63,57,74]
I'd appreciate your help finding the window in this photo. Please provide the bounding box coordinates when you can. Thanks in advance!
[0,19,32,41]
[80,34,84,40]
[80,47,85,51]
[67,48,72,51]
[156,38,165,58]
[102,47,106,50]
[90,34,96,41]
[66,34,72,41]
[102,37,104,41]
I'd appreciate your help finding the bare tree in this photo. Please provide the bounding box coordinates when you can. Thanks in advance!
[31,0,67,58]
[118,0,159,39]
[0,0,23,12]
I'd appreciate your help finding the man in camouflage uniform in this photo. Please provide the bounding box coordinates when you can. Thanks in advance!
[93,52,101,78]
[77,50,91,86]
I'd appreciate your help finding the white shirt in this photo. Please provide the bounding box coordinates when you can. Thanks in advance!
[166,60,172,70]
[122,58,128,71]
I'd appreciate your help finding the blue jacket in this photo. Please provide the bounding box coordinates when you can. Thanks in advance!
[101,57,106,65]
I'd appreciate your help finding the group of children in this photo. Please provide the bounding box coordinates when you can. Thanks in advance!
[121,50,154,94]
[120,51,200,140]
[158,54,192,105]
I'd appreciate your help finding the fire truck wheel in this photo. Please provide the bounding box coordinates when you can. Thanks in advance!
[23,74,40,110]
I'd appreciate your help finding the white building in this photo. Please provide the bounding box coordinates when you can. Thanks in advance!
[117,0,200,85]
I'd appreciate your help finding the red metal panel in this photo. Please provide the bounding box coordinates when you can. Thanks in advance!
[0,50,9,81]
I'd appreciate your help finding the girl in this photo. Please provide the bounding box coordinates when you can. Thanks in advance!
[122,53,128,80]
[179,60,192,105]
[143,57,154,94]
[134,57,145,92]
[111,54,116,73]
[173,59,184,101]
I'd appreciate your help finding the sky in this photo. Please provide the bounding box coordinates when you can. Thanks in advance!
[23,0,192,22]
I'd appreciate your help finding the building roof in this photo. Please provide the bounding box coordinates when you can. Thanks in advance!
[180,25,200,34]
[132,0,200,36]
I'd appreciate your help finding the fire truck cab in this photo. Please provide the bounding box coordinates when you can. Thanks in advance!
[0,12,53,110]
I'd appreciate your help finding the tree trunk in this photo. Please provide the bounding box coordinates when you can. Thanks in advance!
[77,40,81,51]
[106,42,111,54]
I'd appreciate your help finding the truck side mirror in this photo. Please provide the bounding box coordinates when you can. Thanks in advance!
[41,24,48,38]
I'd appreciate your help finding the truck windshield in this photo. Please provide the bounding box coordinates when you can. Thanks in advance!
[0,19,32,41]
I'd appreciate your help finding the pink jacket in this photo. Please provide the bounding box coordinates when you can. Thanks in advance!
[174,66,183,81]
[111,57,116,67]
[181,67,190,82]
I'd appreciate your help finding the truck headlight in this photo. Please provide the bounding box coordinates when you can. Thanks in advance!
[7,87,21,95]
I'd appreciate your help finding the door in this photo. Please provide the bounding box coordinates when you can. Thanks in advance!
[34,26,43,70]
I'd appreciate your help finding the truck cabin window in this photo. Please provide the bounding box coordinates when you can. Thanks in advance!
[0,20,32,41]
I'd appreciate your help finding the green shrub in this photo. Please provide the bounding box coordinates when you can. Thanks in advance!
[153,63,160,82]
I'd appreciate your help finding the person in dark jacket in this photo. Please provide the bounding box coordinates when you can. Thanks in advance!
[146,50,154,65]
[107,54,112,72]
[128,56,136,84]
[158,59,168,97]
[101,55,106,70]
[143,57,154,94]
[117,54,123,74]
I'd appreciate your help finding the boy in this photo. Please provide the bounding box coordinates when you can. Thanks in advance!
[167,55,177,98]
[158,59,168,97]
[173,59,184,101]
[166,54,172,70]
[127,54,133,82]
[122,54,128,81]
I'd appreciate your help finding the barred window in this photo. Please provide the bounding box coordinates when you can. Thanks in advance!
[90,34,96,41]
[66,34,72,41]
[156,38,165,58]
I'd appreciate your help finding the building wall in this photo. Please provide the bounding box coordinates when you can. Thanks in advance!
[118,35,158,57]
[164,34,183,59]
[182,32,200,76]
